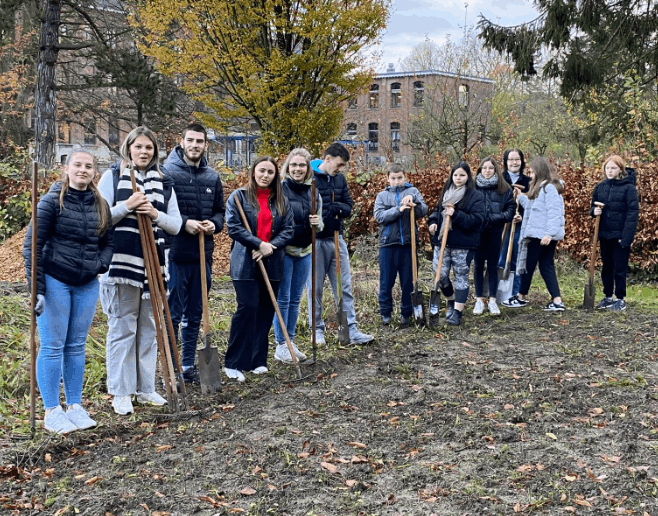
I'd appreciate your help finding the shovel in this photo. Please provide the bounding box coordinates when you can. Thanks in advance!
[583,202,604,309]
[197,232,221,394]
[29,161,38,437]
[499,197,520,281]
[332,192,350,345]
[409,208,425,325]
[429,211,451,327]
[310,179,317,362]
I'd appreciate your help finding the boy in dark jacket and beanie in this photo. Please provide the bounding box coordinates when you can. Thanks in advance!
[307,143,372,345]
[591,155,639,311]
[163,123,225,383]
[374,163,427,325]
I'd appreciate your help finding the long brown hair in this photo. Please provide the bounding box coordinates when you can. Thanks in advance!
[527,157,564,200]
[119,126,161,175]
[244,156,287,215]
[477,156,510,195]
[59,150,110,236]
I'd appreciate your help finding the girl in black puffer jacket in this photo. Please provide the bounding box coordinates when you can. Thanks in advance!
[473,156,515,315]
[23,150,113,434]
[591,155,639,311]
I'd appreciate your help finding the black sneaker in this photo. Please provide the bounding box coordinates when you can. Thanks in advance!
[543,301,565,312]
[609,299,627,311]
[502,295,528,308]
[445,300,455,320]
[183,366,200,385]
[596,297,615,309]
[446,309,462,326]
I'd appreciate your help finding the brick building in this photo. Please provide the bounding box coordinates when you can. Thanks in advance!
[341,65,495,166]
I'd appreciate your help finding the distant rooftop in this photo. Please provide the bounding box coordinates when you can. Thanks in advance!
[375,64,494,84]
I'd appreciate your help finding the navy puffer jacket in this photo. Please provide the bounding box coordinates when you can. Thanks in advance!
[428,188,485,250]
[475,181,515,231]
[310,159,352,239]
[163,146,225,262]
[226,189,294,281]
[23,182,114,295]
[282,178,322,249]
[591,168,639,247]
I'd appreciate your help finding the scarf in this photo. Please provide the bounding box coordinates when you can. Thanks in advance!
[107,166,167,297]
[476,174,498,189]
[437,185,466,241]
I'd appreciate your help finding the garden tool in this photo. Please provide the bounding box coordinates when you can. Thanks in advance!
[583,202,604,309]
[332,192,350,345]
[234,196,302,379]
[429,210,451,327]
[499,196,520,281]
[311,179,317,362]
[29,161,38,437]
[409,208,426,325]
[197,232,221,394]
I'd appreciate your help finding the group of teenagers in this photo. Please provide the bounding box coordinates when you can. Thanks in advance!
[22,122,639,435]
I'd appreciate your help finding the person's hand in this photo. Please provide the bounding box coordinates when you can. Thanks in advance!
[513,213,522,223]
[252,242,276,262]
[34,294,45,317]
[185,220,205,235]
[540,235,551,245]
[125,192,148,211]
[399,195,416,212]
[445,204,455,217]
[200,220,215,234]
[593,206,602,216]
[429,223,438,235]
[135,200,158,220]
[309,214,321,227]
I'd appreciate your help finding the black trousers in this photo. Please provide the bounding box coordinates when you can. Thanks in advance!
[519,238,560,299]
[599,238,630,299]
[474,229,503,298]
[225,276,279,371]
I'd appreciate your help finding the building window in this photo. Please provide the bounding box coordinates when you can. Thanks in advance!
[108,117,120,146]
[368,123,378,150]
[390,122,400,152]
[84,119,96,145]
[413,81,424,106]
[390,82,401,108]
[369,84,379,109]
[347,97,357,110]
[459,84,469,108]
[346,123,357,139]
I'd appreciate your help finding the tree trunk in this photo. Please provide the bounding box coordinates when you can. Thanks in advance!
[34,0,61,168]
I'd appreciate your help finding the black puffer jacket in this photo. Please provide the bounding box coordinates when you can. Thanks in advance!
[311,159,352,239]
[591,168,639,247]
[475,181,515,231]
[428,188,485,250]
[503,170,530,217]
[23,182,114,295]
[163,146,225,262]
[282,178,321,249]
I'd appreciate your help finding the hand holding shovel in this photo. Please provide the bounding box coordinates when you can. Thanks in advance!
[583,202,604,309]
[409,207,426,325]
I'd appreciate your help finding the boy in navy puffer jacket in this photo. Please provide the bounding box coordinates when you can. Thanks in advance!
[591,155,639,311]
[374,163,427,326]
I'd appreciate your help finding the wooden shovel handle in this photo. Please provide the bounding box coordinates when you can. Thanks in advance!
[199,232,209,335]
[588,214,601,280]
[432,214,451,286]
[505,198,520,267]
[410,208,418,284]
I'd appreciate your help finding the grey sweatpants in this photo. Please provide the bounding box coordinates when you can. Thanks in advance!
[432,247,472,304]
[100,282,158,396]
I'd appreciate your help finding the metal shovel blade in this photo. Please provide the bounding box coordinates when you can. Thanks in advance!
[197,343,222,394]
[428,289,441,327]
[498,266,511,280]
[411,289,426,326]
[337,306,350,345]
[583,279,595,309]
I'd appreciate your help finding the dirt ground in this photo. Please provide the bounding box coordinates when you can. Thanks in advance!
[2,273,658,516]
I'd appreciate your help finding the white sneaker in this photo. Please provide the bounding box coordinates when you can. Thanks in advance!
[251,366,268,374]
[291,342,307,361]
[488,299,501,315]
[136,391,168,406]
[473,299,485,315]
[224,368,246,382]
[274,344,293,364]
[112,395,134,415]
[315,331,326,346]
[44,406,78,434]
[66,404,96,430]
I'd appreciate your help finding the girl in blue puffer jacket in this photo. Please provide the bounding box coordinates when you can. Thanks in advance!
[591,155,639,311]
[23,150,113,434]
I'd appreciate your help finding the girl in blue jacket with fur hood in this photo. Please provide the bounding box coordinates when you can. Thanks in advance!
[591,155,639,311]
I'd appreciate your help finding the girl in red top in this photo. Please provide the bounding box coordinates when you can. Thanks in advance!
[224,157,294,381]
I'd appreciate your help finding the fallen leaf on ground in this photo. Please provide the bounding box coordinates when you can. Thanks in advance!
[240,487,256,496]
[321,462,339,474]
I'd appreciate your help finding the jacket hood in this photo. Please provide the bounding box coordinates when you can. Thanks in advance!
[164,145,209,171]
[384,182,413,192]
[310,159,324,174]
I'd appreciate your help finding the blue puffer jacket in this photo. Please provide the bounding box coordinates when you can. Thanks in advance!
[310,159,352,239]
[590,168,639,247]
[226,189,294,281]
[428,188,485,250]
[475,181,515,231]
[374,183,427,247]
[518,181,565,241]
[23,182,114,295]
[163,146,225,262]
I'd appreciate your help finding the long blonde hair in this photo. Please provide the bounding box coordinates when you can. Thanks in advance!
[527,157,564,199]
[59,150,110,235]
[119,126,161,175]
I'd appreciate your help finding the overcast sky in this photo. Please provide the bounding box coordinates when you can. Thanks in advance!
[373,0,540,72]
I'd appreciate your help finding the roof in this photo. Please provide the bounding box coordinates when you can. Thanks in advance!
[374,69,494,85]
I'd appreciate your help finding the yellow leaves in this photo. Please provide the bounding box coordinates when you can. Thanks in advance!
[545,432,558,440]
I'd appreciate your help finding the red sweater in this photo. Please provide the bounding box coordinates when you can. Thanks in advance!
[256,189,273,243]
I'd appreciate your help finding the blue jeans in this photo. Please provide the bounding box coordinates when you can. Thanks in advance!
[378,245,413,319]
[273,253,311,343]
[36,275,99,409]
[499,223,522,296]
[168,259,212,368]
